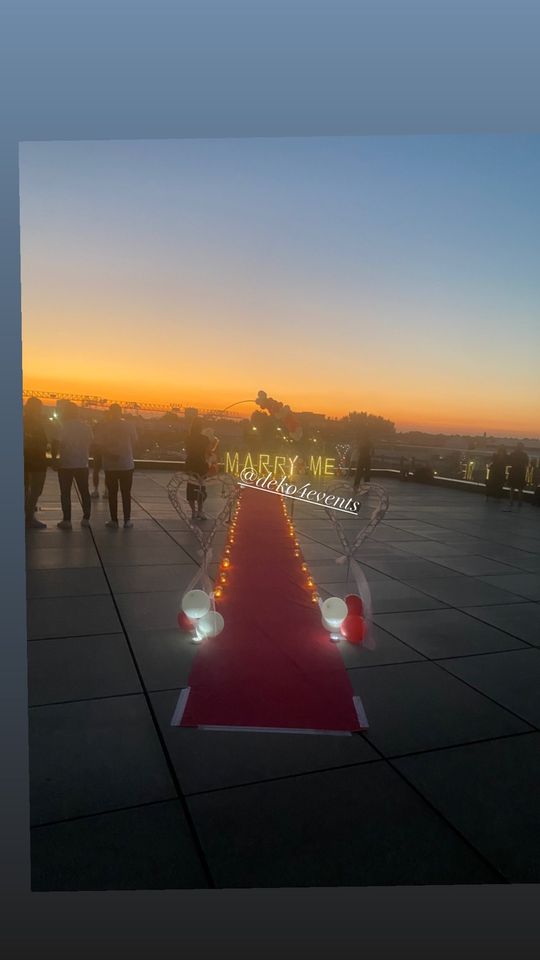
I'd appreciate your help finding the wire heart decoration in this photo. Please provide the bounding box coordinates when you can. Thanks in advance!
[323,481,389,558]
[322,480,389,646]
[167,471,240,589]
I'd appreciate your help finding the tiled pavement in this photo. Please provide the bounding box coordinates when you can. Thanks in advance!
[26,472,540,889]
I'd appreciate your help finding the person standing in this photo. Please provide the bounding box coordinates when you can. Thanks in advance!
[90,415,108,498]
[23,397,49,529]
[51,402,93,529]
[353,435,373,491]
[485,446,507,500]
[508,442,529,508]
[102,404,138,528]
[185,417,211,520]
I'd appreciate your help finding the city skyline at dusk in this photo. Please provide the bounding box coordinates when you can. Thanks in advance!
[19,135,540,436]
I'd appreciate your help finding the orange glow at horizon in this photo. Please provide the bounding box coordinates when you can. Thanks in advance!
[22,368,540,437]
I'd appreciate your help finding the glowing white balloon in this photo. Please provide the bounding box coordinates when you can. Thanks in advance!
[321,615,343,643]
[181,589,211,620]
[197,611,225,638]
[321,597,348,628]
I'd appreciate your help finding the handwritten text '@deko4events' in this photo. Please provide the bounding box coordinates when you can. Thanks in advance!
[239,468,361,515]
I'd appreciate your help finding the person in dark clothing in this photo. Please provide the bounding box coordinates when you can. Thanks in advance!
[102,404,138,528]
[508,442,529,508]
[185,417,211,520]
[353,435,373,490]
[485,446,507,500]
[23,397,49,529]
[399,456,410,480]
[51,401,93,529]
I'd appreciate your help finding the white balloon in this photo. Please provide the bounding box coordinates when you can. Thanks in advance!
[321,596,348,627]
[197,611,225,638]
[181,589,211,620]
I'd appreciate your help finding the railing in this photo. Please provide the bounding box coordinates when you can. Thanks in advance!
[106,456,537,501]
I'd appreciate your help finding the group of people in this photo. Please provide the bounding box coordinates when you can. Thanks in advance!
[486,442,530,506]
[23,398,138,529]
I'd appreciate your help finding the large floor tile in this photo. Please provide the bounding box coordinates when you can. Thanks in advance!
[31,800,208,890]
[26,566,109,598]
[27,594,122,640]
[468,602,540,645]
[26,547,101,570]
[348,661,530,757]
[129,628,199,690]
[368,527,427,542]
[428,556,524,577]
[395,733,540,881]
[115,591,184,632]
[308,560,389,583]
[473,543,540,568]
[28,633,141,706]
[374,608,527,659]
[492,554,540,574]
[29,694,176,825]
[393,541,481,558]
[26,528,94,548]
[339,623,426,669]
[294,541,342,561]
[353,543,409,558]
[152,690,377,794]
[367,580,446,614]
[478,573,540,602]
[101,545,195,566]
[438,648,540,727]
[360,556,462,580]
[404,576,527,608]
[106,563,198,595]
[188,762,498,886]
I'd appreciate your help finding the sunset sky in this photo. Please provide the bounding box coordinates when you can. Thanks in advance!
[19,134,540,436]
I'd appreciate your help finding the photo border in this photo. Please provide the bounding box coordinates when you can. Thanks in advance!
[2,1,540,956]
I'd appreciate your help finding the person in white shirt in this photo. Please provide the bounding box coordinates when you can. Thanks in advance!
[51,402,93,529]
[102,404,138,528]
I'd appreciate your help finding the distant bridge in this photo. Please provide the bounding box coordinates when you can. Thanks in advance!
[22,389,246,420]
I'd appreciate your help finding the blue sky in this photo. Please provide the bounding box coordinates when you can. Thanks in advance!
[19,134,540,434]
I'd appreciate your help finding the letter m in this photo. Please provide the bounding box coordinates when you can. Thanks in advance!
[309,455,323,477]
[225,451,239,475]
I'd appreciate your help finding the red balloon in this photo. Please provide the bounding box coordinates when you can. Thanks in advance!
[340,614,366,645]
[177,611,194,631]
[345,594,364,616]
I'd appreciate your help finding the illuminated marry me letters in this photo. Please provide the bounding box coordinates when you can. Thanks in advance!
[225,451,336,478]
[239,467,361,515]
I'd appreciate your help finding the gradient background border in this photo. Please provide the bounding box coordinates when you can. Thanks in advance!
[1,1,539,957]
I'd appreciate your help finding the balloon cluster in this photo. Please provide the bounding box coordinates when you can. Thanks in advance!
[176,495,242,643]
[340,594,366,644]
[177,589,225,643]
[256,390,303,441]
[319,594,366,644]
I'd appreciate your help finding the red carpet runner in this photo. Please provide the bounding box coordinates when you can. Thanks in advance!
[177,487,362,733]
